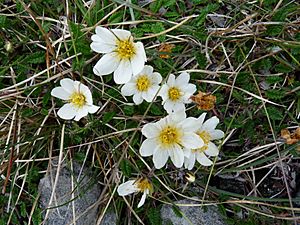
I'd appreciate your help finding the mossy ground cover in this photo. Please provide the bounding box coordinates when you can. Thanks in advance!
[0,0,300,224]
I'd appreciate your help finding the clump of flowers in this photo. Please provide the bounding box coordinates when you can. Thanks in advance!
[121,65,162,105]
[184,113,224,170]
[117,178,153,208]
[90,26,147,84]
[51,78,99,121]
[158,72,196,113]
[140,112,204,169]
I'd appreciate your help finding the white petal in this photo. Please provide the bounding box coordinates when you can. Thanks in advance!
[95,26,117,45]
[51,87,71,100]
[114,60,132,84]
[163,100,174,114]
[143,86,159,102]
[77,83,93,104]
[182,147,191,158]
[90,42,115,54]
[74,106,89,121]
[121,83,137,96]
[175,72,190,85]
[169,144,184,168]
[153,148,169,169]
[169,111,186,123]
[167,74,176,86]
[181,83,196,94]
[172,102,186,112]
[142,123,160,138]
[196,152,213,166]
[205,142,219,156]
[140,138,157,156]
[158,84,169,100]
[180,117,198,131]
[133,93,143,105]
[131,42,147,75]
[111,29,132,40]
[88,105,100,114]
[196,113,207,128]
[210,130,225,140]
[184,153,196,170]
[137,192,147,208]
[93,52,120,76]
[60,78,76,93]
[181,133,204,149]
[143,65,153,75]
[57,103,77,120]
[151,72,162,84]
[117,180,138,196]
[202,116,219,131]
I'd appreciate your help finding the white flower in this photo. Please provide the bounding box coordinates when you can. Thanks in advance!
[140,112,204,169]
[51,78,99,121]
[121,65,162,105]
[158,72,196,114]
[90,26,147,84]
[117,178,153,208]
[184,113,224,170]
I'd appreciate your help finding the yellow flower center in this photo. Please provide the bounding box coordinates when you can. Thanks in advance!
[168,87,181,101]
[70,92,86,108]
[194,131,211,152]
[136,178,153,192]
[198,131,211,144]
[116,39,136,60]
[136,75,151,92]
[159,126,181,146]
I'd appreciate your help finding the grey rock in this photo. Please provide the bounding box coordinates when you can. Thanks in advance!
[39,159,104,225]
[161,199,226,225]
[99,212,117,225]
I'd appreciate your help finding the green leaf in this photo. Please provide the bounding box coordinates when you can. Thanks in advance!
[194,3,219,27]
[265,76,283,84]
[149,103,163,116]
[151,23,165,41]
[102,112,116,123]
[265,89,285,100]
[150,0,163,13]
[274,64,293,73]
[25,51,45,64]
[147,208,162,225]
[120,159,132,177]
[264,106,283,121]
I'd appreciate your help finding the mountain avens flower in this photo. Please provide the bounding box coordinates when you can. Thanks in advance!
[140,112,204,169]
[121,65,162,105]
[117,178,153,208]
[90,26,147,84]
[158,72,196,114]
[51,78,99,121]
[184,113,224,170]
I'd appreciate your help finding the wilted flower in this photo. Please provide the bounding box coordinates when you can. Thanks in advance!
[117,178,153,208]
[158,72,196,113]
[51,78,99,121]
[121,65,162,105]
[190,91,216,111]
[90,26,147,84]
[184,113,224,170]
[140,112,204,169]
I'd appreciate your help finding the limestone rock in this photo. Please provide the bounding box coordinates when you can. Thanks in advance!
[161,199,226,225]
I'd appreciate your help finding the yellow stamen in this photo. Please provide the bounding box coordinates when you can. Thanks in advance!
[70,92,86,108]
[197,131,211,145]
[159,126,181,146]
[168,87,181,101]
[116,39,135,60]
[136,75,151,92]
[136,178,153,192]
